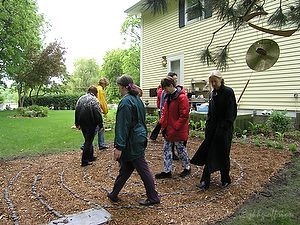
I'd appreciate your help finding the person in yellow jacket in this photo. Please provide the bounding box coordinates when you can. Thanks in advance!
[96,77,109,150]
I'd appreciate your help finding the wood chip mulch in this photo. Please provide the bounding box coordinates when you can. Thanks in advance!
[0,138,293,225]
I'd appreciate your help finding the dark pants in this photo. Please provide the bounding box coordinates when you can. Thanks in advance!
[110,157,160,202]
[200,165,231,185]
[81,126,96,164]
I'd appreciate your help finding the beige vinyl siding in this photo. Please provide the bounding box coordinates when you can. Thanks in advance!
[139,0,300,113]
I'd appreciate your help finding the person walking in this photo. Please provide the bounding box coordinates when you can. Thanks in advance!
[107,75,160,206]
[96,77,109,150]
[190,70,237,190]
[155,76,191,179]
[150,72,180,160]
[75,86,103,167]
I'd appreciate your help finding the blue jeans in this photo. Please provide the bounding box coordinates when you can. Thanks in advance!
[95,125,105,148]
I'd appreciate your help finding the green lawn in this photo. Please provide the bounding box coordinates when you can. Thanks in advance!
[0,110,115,159]
[219,154,300,225]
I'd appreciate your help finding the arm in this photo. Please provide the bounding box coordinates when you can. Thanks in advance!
[97,87,108,114]
[92,100,103,129]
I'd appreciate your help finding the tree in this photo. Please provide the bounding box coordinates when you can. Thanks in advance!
[121,15,141,47]
[67,58,100,94]
[13,41,67,107]
[27,41,68,105]
[100,49,125,103]
[120,15,141,86]
[0,0,44,80]
[143,0,300,70]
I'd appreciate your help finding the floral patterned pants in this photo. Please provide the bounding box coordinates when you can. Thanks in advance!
[163,140,190,173]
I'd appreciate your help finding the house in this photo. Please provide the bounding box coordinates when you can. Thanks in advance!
[125,0,300,118]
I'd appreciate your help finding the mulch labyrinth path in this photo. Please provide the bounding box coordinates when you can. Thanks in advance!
[0,138,292,225]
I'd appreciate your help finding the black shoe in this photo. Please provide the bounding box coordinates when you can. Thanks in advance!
[221,181,231,188]
[139,199,160,206]
[107,193,120,203]
[89,156,97,162]
[80,146,84,150]
[99,146,108,150]
[155,172,172,179]
[196,181,209,190]
[81,161,93,167]
[179,168,191,178]
[172,154,179,160]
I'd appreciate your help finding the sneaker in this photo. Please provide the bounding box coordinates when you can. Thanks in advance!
[179,168,191,177]
[139,199,160,206]
[155,172,172,179]
[99,146,108,150]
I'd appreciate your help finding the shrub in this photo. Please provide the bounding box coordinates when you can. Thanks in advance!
[285,130,300,141]
[288,143,297,152]
[15,105,48,117]
[274,142,284,150]
[266,140,274,148]
[266,110,291,133]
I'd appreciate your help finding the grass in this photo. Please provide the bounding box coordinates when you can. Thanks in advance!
[0,110,115,159]
[218,154,300,225]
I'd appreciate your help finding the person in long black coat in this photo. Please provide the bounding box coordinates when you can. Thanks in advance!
[190,70,237,190]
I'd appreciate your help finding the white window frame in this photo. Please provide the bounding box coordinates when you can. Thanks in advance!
[167,54,184,85]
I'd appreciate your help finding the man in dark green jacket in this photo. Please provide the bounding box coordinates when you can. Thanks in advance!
[107,75,160,206]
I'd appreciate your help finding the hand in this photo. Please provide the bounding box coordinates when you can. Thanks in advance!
[113,149,122,161]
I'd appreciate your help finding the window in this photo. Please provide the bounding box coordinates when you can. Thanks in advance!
[186,0,212,22]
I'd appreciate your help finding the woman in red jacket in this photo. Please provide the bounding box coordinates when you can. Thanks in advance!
[155,76,191,179]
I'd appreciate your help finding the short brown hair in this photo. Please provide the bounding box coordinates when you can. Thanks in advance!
[87,85,98,96]
[161,76,175,88]
[167,71,177,78]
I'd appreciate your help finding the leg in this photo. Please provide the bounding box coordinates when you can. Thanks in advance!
[133,157,160,203]
[109,160,134,199]
[81,126,96,166]
[175,141,191,177]
[163,140,173,173]
[220,168,231,186]
[200,165,210,187]
[98,127,106,149]
[175,141,191,170]
[155,140,172,179]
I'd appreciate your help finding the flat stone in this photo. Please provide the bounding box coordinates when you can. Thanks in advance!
[48,208,111,225]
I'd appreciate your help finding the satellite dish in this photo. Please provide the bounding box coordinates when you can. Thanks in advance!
[246,39,280,72]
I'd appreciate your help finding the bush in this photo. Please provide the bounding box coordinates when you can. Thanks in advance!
[24,94,81,110]
[15,105,48,117]
[266,110,291,133]
[288,143,297,152]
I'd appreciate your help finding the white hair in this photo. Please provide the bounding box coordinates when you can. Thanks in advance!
[209,70,222,79]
